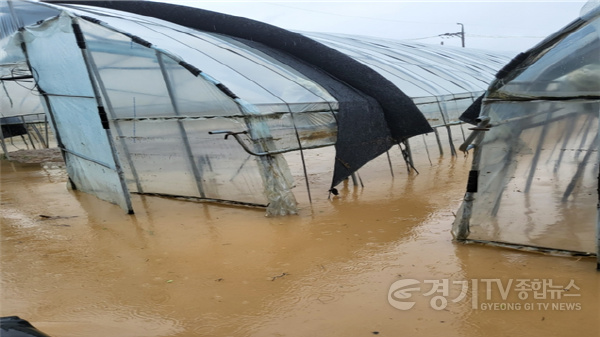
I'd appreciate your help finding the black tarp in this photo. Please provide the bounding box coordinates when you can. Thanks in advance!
[459,94,484,125]
[228,38,395,189]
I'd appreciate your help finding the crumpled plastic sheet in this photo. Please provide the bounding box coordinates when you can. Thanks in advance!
[237,99,298,216]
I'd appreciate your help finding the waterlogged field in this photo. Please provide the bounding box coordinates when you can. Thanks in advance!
[1,128,599,336]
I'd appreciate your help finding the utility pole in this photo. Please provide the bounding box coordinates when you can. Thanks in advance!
[439,23,465,48]
[457,23,465,47]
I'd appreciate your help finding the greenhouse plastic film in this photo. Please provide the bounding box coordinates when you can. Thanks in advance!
[0,81,45,119]
[82,27,176,119]
[78,17,302,209]
[3,0,518,215]
[237,99,298,216]
[84,24,268,203]
[69,10,334,114]
[456,100,598,253]
[0,0,60,40]
[21,13,132,211]
[491,17,600,100]
[454,6,600,255]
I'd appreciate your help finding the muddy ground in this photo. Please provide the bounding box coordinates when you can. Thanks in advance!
[1,148,63,165]
[1,131,599,337]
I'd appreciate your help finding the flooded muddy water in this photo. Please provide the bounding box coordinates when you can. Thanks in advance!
[1,140,599,337]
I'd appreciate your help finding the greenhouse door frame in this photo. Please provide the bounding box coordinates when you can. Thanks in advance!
[19,15,134,214]
[454,114,600,271]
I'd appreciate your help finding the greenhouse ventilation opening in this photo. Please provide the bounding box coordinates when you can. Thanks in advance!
[1,0,511,216]
[454,1,600,269]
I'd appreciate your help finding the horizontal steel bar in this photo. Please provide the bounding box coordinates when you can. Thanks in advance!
[134,192,269,208]
[45,93,95,99]
[459,239,596,257]
[0,112,46,118]
[430,120,465,128]
[111,110,336,122]
[0,75,34,80]
[60,147,115,170]
[209,130,335,156]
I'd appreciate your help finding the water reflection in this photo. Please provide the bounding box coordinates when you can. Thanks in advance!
[1,140,598,337]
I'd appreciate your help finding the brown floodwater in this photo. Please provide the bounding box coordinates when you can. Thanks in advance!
[1,135,599,337]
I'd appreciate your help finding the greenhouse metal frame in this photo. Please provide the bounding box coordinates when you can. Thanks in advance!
[1,0,511,216]
[454,1,600,269]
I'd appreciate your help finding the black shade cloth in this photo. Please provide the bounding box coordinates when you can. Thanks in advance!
[459,94,484,125]
[227,38,395,188]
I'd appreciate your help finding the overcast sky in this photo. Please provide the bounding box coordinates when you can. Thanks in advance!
[157,1,590,56]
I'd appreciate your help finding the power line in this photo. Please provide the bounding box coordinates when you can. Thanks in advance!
[266,3,455,25]
[405,34,545,41]
[403,35,443,41]
[265,2,565,32]
[467,34,546,38]
[261,3,551,42]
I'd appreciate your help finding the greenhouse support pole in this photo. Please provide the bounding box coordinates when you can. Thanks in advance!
[453,117,490,240]
[399,140,418,174]
[490,128,524,217]
[289,112,313,203]
[29,121,47,148]
[561,132,598,202]
[433,128,444,156]
[358,172,364,187]
[0,129,9,160]
[85,45,144,194]
[20,116,36,149]
[596,113,600,271]
[574,114,595,161]
[45,114,49,148]
[156,51,206,198]
[386,151,394,177]
[597,174,600,270]
[436,99,457,156]
[524,111,553,193]
[422,134,433,166]
[405,139,415,171]
[350,172,359,186]
[73,18,134,214]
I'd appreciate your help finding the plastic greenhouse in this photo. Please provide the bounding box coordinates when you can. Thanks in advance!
[1,0,511,216]
[453,1,600,269]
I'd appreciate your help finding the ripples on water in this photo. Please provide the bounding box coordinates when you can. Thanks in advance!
[1,147,598,337]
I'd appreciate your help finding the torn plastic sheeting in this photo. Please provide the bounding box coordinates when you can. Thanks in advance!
[22,13,132,211]
[455,100,598,253]
[0,0,60,39]
[236,99,298,216]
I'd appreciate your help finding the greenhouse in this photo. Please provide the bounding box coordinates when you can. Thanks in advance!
[453,2,600,268]
[1,0,511,216]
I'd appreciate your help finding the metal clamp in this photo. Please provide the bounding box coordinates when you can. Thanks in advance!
[208,130,248,139]
[209,130,280,156]
[209,130,335,157]
[459,117,491,153]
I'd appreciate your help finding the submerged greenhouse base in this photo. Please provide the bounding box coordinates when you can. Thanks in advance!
[2,0,512,217]
[1,140,598,337]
